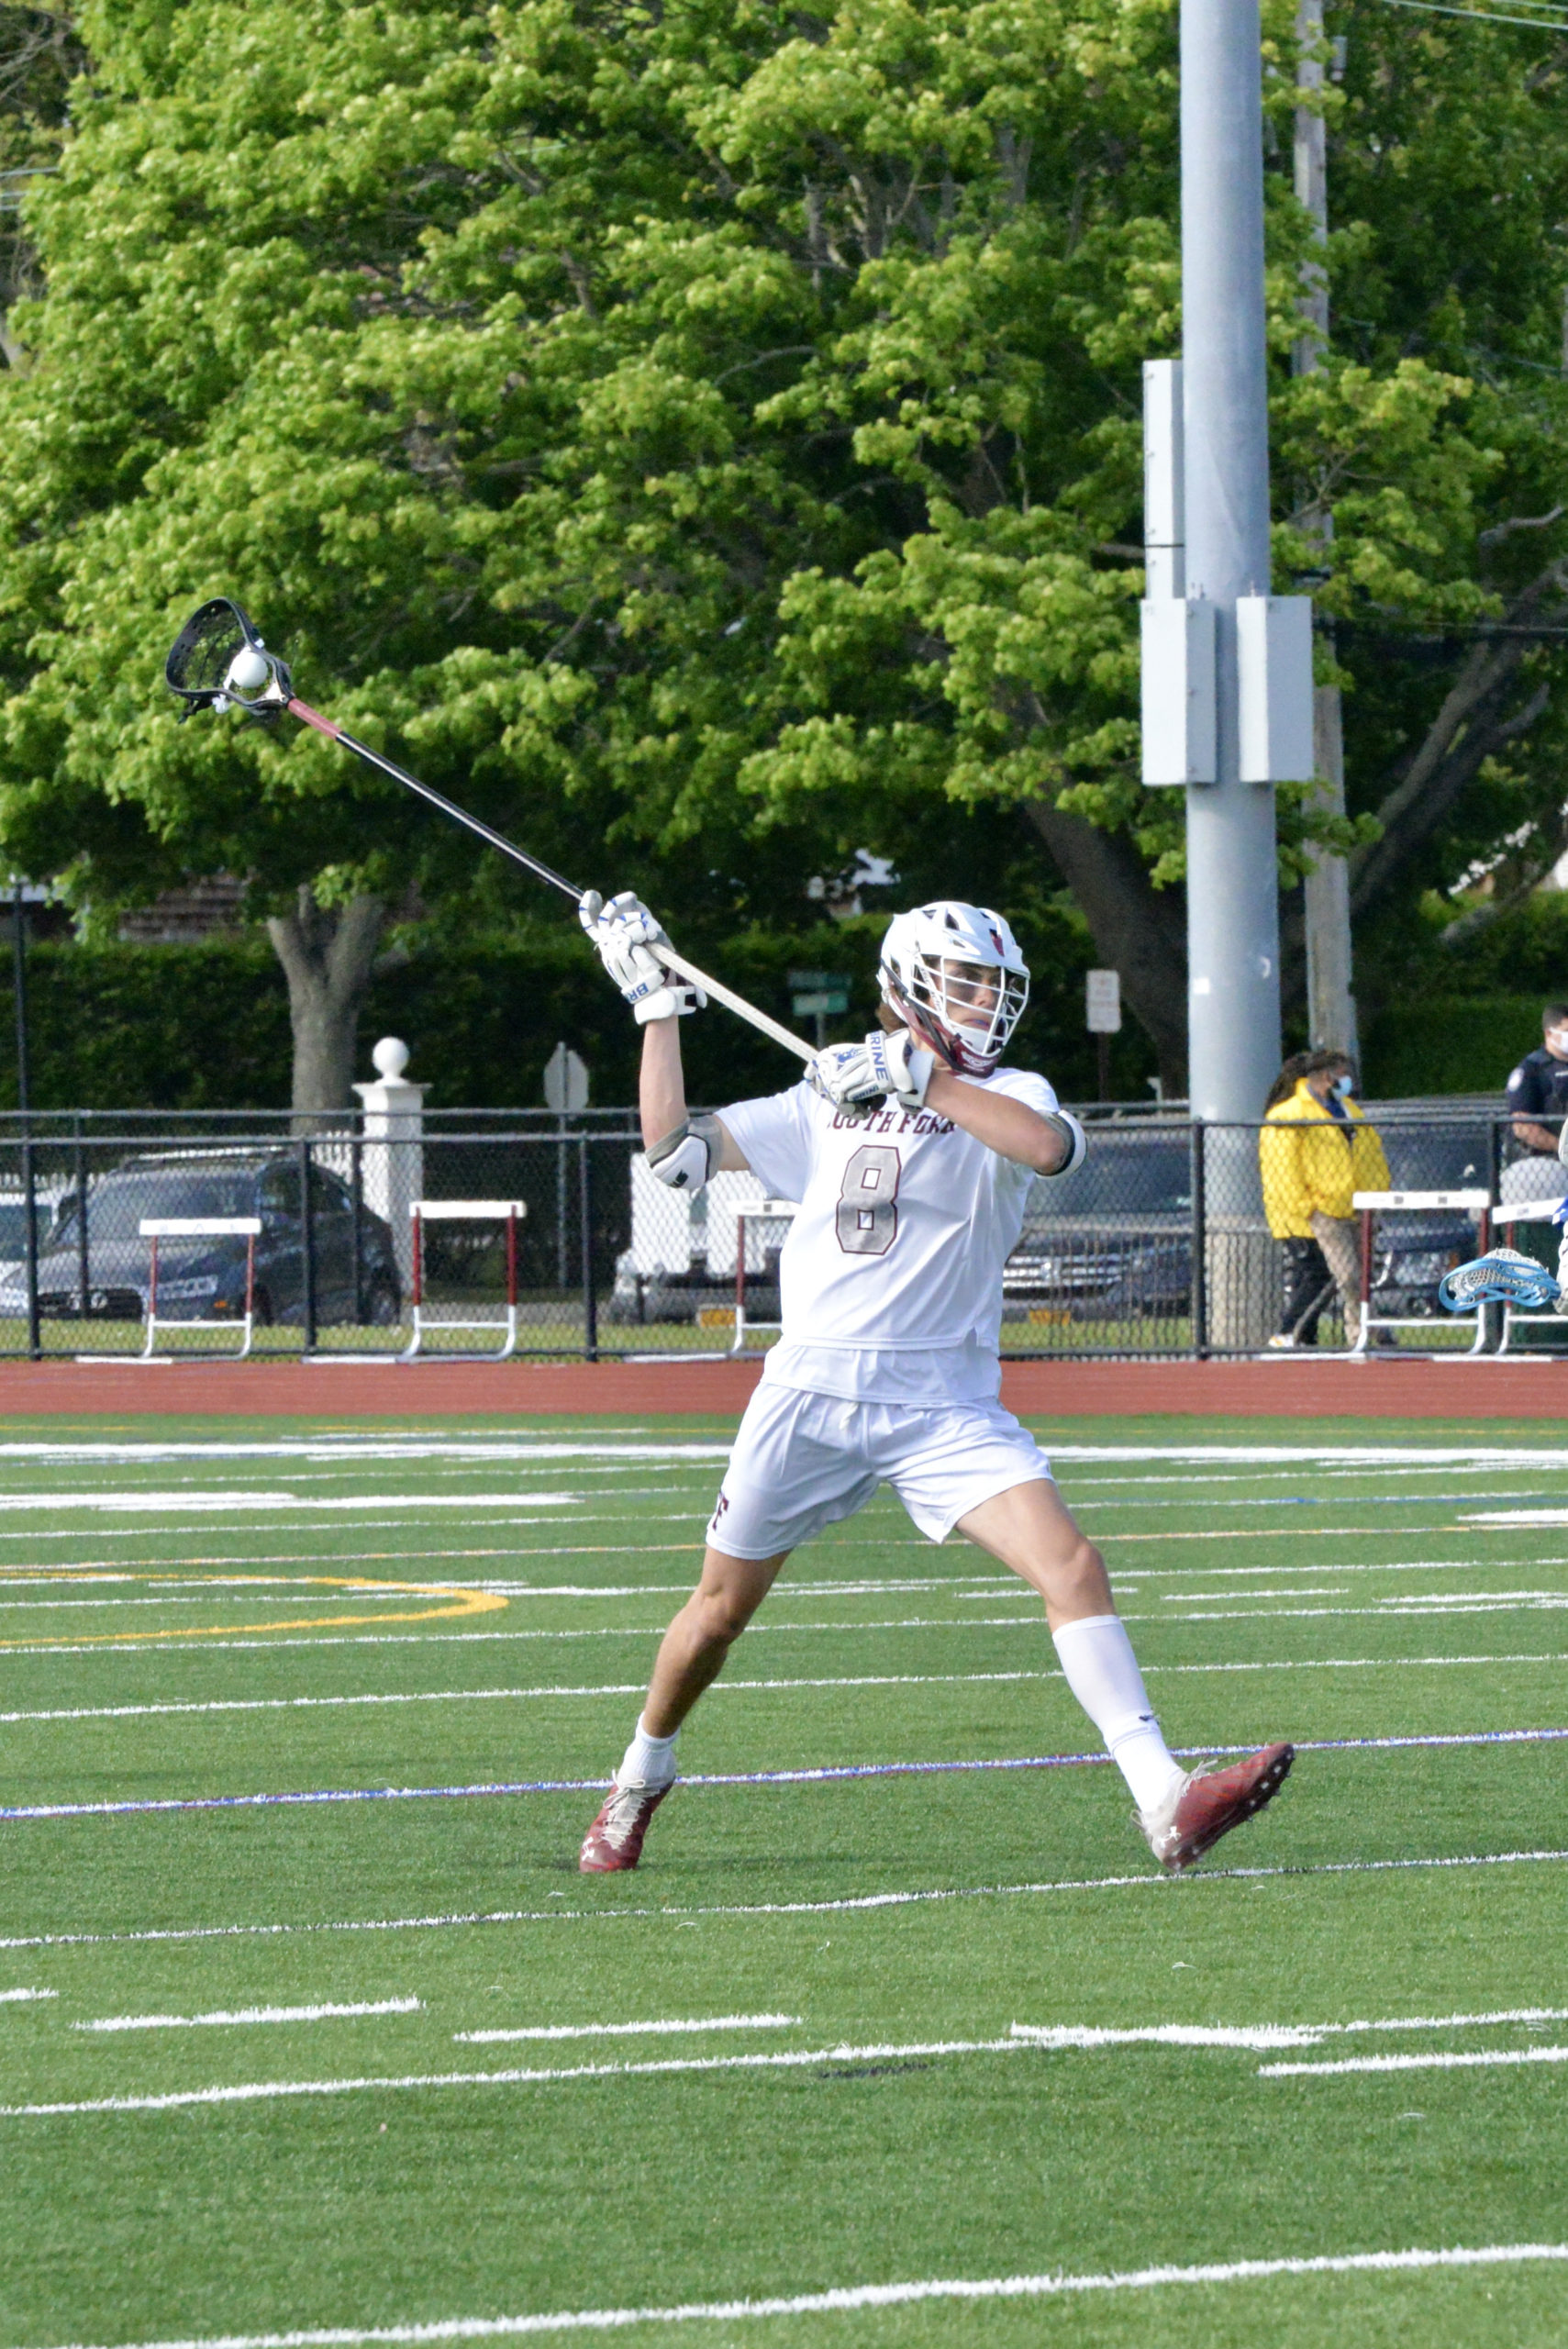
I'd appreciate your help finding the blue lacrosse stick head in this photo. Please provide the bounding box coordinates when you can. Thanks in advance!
[1438,1247,1562,1313]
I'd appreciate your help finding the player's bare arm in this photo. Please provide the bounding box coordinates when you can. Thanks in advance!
[638,1011,748,1172]
[924,1066,1073,1174]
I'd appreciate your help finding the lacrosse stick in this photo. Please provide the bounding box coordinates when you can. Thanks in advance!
[165,597,815,1063]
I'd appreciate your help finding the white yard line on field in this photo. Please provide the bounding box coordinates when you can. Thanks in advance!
[453,2014,799,2043]
[0,1494,583,1515]
[1124,1558,1568,1580]
[0,2034,1032,2117]
[12,2004,1568,2118]
[10,1565,1552,1617]
[16,1595,1568,1658]
[1012,2004,1568,2052]
[0,1597,450,1614]
[19,2243,1568,2344]
[4,1437,1565,1465]
[1051,1445,1568,1466]
[1066,1463,1568,1486]
[0,1553,576,1572]
[0,1441,732,1464]
[1262,2046,1568,2077]
[0,1522,1511,1558]
[74,1998,421,2033]
[1465,1508,1568,1526]
[5,1650,1567,1728]
[1138,1599,1568,1622]
[5,1845,1568,1957]
[1072,1495,1566,1514]
[0,1987,54,2001]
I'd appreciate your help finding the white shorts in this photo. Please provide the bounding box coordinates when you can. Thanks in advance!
[705,1386,1054,1559]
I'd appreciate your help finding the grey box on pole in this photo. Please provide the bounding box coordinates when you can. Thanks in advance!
[1140,597,1217,785]
[1237,595,1316,782]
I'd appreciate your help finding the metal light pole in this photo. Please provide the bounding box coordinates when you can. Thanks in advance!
[1181,0,1283,1125]
[1294,0,1359,1061]
[11,876,39,1359]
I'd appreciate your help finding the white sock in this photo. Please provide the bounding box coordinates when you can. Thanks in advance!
[1052,1614,1184,1816]
[619,1715,679,1788]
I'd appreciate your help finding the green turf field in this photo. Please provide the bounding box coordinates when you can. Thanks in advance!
[1,1410,1566,2348]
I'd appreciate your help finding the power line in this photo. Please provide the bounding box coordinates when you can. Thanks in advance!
[1381,0,1568,32]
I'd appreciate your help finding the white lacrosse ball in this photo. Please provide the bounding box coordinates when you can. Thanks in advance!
[225,644,271,691]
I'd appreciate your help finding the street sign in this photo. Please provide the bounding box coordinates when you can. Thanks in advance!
[543,1041,590,1113]
[788,969,851,1019]
[1085,970,1122,1034]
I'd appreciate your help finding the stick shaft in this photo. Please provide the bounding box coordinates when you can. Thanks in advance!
[655,947,814,1063]
[286,699,817,1064]
[287,700,583,899]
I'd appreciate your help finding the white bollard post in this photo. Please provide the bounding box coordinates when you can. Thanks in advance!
[353,1038,428,1289]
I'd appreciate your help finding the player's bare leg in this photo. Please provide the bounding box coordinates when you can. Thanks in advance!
[957,1478,1293,1870]
[579,1546,789,1873]
[954,1475,1114,1628]
[642,1547,791,1734]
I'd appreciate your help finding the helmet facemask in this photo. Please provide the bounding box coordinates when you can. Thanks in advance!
[884,949,1029,1076]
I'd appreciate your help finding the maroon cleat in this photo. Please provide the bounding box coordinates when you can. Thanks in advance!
[578,1778,673,1874]
[1140,1742,1295,1873]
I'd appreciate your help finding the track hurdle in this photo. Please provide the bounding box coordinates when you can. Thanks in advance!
[138,1217,261,1361]
[1492,1195,1568,1355]
[731,1198,796,1354]
[404,1200,528,1362]
[1351,1188,1491,1356]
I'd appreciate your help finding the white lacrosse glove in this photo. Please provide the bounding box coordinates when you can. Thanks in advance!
[578,890,705,1024]
[806,1029,935,1119]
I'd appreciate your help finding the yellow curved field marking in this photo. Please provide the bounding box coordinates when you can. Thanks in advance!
[0,1571,507,1652]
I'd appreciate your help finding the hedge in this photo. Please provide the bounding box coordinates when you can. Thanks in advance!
[1361,994,1546,1098]
[0,912,1159,1112]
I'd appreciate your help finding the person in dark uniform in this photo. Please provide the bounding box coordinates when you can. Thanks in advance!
[1504,1004,1568,1177]
[1499,1009,1568,1336]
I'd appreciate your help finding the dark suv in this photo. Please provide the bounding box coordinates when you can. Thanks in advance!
[0,1152,403,1327]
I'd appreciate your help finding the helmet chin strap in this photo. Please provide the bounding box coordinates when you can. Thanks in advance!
[884,978,959,1071]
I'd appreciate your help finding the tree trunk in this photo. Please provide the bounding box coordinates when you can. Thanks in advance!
[1021,798,1189,1095]
[266,889,388,1129]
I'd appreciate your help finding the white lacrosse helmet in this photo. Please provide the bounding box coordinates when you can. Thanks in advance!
[878,900,1030,1075]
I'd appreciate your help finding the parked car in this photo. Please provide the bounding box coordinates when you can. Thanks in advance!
[1001,1113,1494,1325]
[1003,1130,1194,1320]
[0,1186,69,1288]
[0,1152,403,1327]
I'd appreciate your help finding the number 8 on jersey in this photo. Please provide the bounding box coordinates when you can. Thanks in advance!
[837,1143,901,1256]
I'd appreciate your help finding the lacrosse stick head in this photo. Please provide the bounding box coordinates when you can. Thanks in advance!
[1438,1246,1561,1313]
[165,598,293,722]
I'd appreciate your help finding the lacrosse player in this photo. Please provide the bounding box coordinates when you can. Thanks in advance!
[575,891,1293,1875]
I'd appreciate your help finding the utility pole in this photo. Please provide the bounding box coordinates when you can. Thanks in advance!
[11,875,38,1361]
[1181,0,1283,1125]
[1294,0,1359,1060]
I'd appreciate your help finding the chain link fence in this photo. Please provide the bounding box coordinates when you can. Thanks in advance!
[0,1101,1543,1360]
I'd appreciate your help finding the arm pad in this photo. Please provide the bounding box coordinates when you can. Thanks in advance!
[646,1113,723,1193]
[1040,1108,1086,1179]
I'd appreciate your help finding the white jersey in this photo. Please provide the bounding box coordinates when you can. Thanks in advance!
[717,1066,1056,1405]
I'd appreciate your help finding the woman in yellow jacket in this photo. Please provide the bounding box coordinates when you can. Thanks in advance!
[1260,1051,1391,1346]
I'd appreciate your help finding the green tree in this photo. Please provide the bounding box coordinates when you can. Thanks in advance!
[0,0,1564,1106]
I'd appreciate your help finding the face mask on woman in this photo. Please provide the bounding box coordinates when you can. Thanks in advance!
[1333,1074,1353,1097]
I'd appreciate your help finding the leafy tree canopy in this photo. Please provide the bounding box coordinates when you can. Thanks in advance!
[0,0,1564,1095]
